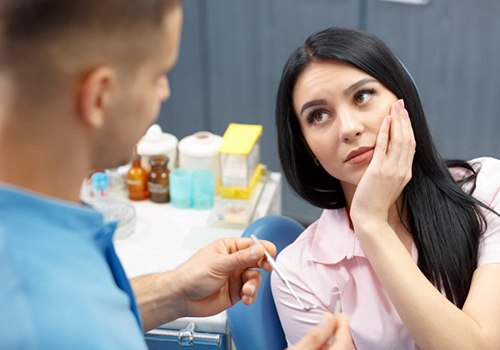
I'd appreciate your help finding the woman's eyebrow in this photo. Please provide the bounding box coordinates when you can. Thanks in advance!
[299,78,378,115]
[343,78,378,97]
[300,99,327,115]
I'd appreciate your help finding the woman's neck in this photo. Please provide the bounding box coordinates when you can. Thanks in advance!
[342,181,413,252]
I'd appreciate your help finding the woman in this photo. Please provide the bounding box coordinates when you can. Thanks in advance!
[271,27,500,349]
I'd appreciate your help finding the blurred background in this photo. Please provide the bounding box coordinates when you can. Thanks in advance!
[156,0,500,225]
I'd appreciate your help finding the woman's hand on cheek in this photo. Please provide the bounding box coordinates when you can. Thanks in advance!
[350,99,416,232]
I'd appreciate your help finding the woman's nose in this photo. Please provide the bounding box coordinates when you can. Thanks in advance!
[338,111,364,143]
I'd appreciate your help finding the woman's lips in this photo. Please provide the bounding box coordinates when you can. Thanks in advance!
[345,147,374,165]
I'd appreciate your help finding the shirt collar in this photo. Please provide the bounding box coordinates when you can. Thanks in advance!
[307,208,366,265]
[0,185,105,237]
[307,208,419,264]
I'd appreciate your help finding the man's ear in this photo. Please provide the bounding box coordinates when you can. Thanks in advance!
[76,66,116,129]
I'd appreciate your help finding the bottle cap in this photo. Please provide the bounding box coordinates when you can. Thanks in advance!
[137,124,178,156]
[149,155,169,167]
[90,172,109,191]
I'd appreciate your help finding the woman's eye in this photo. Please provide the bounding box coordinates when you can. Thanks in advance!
[354,89,375,105]
[307,110,330,125]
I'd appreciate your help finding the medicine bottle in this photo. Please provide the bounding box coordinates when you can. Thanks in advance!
[127,151,149,201]
[148,155,170,203]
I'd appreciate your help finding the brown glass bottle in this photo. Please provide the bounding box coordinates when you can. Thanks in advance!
[127,152,149,201]
[148,155,170,203]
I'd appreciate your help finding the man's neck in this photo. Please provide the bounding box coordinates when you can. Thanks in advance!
[0,118,90,203]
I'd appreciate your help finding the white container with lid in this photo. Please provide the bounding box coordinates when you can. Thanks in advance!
[136,124,178,171]
[178,131,222,185]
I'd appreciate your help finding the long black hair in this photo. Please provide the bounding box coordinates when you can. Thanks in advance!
[276,27,495,308]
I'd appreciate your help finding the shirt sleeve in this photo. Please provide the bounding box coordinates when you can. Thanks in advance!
[270,243,328,346]
[473,158,500,266]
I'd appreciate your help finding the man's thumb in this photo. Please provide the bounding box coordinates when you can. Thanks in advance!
[221,244,264,272]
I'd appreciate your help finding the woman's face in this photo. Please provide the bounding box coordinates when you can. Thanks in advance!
[293,60,398,187]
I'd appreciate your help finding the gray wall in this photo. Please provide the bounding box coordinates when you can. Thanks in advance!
[157,0,500,225]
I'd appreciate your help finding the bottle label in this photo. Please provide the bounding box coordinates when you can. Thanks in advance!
[148,182,168,194]
[127,179,144,186]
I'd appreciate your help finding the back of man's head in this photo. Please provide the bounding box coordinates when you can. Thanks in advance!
[0,0,176,103]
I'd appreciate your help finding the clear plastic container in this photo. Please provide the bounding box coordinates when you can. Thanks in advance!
[91,198,137,240]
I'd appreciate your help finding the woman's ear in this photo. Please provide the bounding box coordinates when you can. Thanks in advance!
[75,66,116,129]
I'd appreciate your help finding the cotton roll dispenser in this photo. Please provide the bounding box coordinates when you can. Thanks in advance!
[136,124,178,172]
[178,131,222,192]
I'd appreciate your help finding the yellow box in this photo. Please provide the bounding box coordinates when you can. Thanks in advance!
[218,123,263,199]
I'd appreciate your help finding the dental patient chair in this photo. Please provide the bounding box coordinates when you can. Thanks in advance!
[227,215,304,350]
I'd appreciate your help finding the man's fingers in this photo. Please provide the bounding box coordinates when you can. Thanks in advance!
[219,237,276,272]
[240,269,261,305]
[292,313,336,349]
[328,314,355,350]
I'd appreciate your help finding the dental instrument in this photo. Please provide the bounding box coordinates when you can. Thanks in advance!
[250,234,318,312]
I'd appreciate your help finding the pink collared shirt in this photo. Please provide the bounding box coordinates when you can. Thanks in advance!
[271,157,500,349]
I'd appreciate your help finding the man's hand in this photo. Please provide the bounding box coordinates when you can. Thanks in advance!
[175,237,276,318]
[290,313,355,350]
[133,237,275,331]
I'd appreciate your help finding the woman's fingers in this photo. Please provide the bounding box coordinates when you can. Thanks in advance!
[396,101,416,182]
[383,99,415,165]
[386,99,406,165]
[372,115,391,165]
[404,107,417,165]
[370,99,414,189]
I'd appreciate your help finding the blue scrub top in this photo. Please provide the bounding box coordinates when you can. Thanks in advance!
[0,186,147,349]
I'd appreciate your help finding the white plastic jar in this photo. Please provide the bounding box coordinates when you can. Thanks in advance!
[178,131,222,184]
